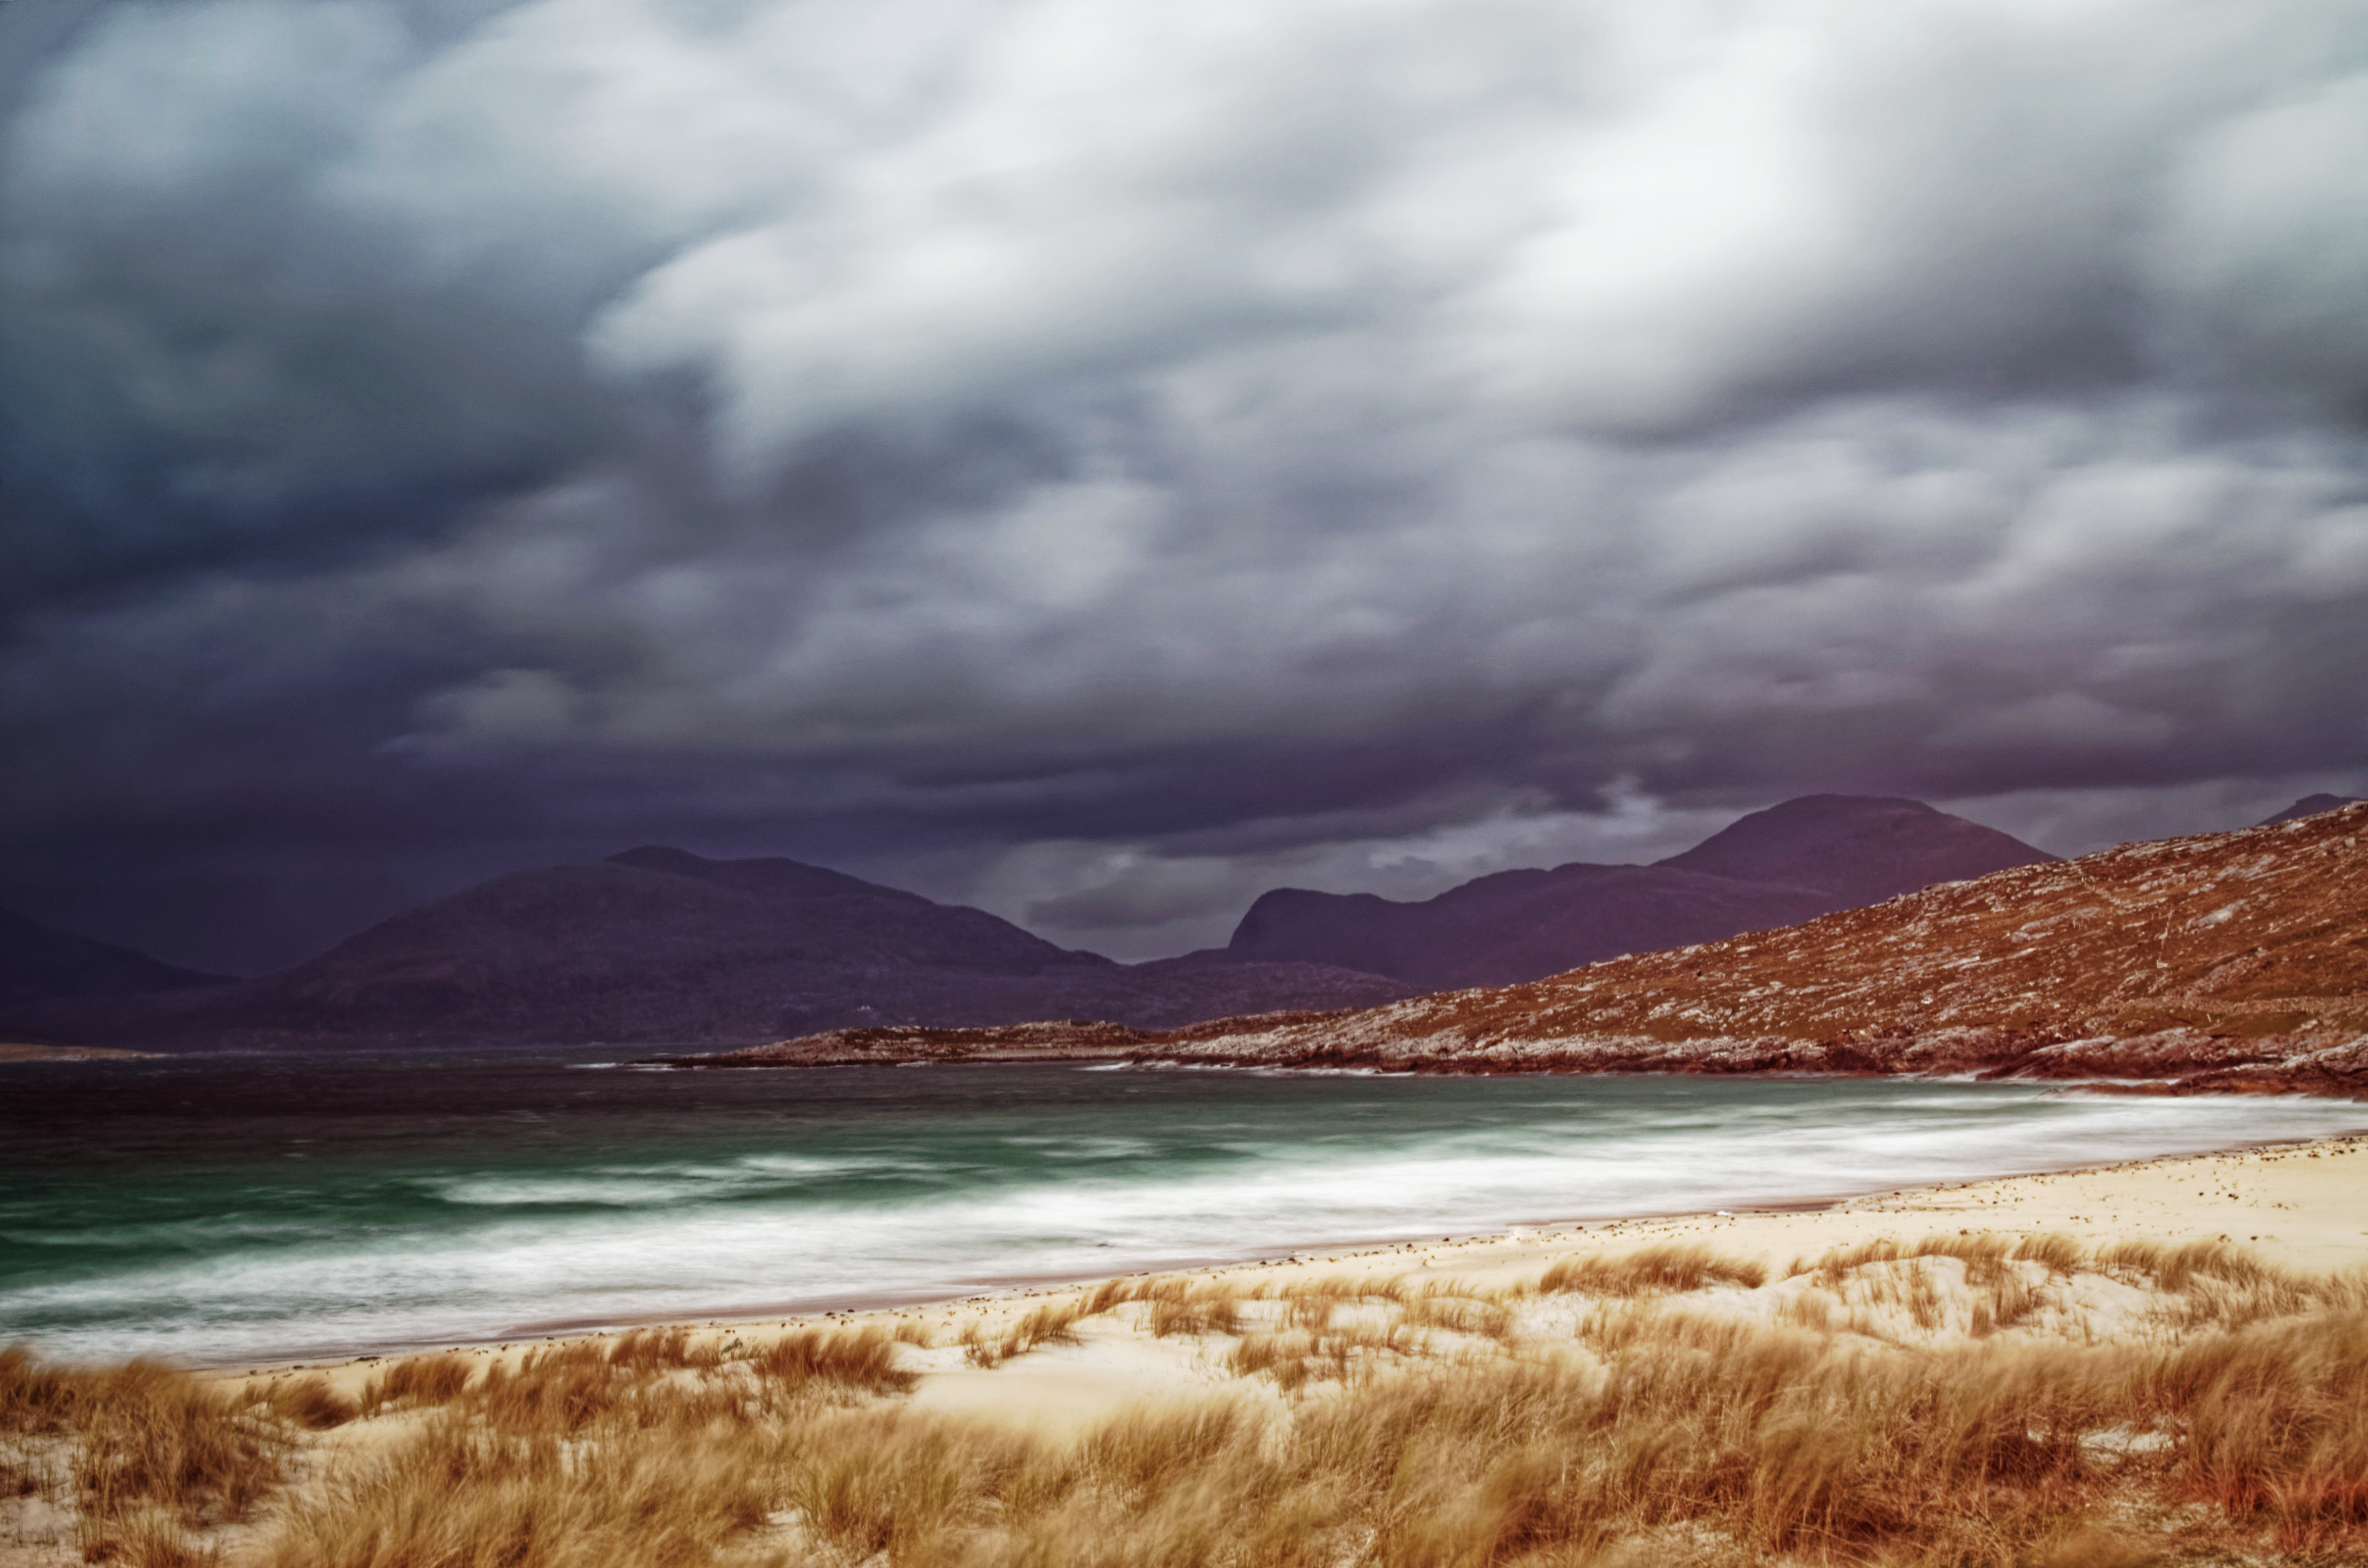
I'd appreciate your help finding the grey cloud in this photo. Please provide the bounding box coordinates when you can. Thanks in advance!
[2150,71,2368,416]
[4,0,2367,970]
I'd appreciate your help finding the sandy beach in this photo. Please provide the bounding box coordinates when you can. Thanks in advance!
[215,1127,2368,1420]
[11,1125,2368,1566]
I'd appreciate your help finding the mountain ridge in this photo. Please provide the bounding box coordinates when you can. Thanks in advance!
[3,847,1410,1051]
[694,803,2368,1093]
[2260,794,2364,826]
[0,907,230,1011]
[1225,795,2055,989]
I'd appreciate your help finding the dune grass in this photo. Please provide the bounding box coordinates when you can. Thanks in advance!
[1,1345,283,1564]
[1540,1241,1769,1296]
[8,1236,2368,1565]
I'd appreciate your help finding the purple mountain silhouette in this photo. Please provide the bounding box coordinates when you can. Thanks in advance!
[9,847,1410,1051]
[0,907,228,1010]
[1226,796,2056,990]
[2258,794,2364,826]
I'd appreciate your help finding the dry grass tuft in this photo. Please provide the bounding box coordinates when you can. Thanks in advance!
[1148,1292,1242,1340]
[2012,1231,2086,1278]
[358,1350,472,1409]
[1260,1272,1408,1303]
[2,1354,283,1563]
[750,1324,915,1394]
[1002,1300,1089,1359]
[82,1509,218,1567]
[607,1325,723,1370]
[253,1413,776,1568]
[251,1374,356,1430]
[6,1344,285,1564]
[1079,1275,1252,1340]
[959,1297,1097,1367]
[71,1363,280,1526]
[2143,1310,2368,1549]
[1398,1286,1514,1342]
[1540,1242,1769,1296]
[1229,1317,1426,1391]
[470,1345,630,1433]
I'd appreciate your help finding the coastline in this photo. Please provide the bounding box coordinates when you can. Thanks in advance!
[0,1042,165,1063]
[206,1126,2368,1395]
[19,1129,2368,1566]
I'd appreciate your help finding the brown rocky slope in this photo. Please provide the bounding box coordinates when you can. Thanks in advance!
[686,801,2368,1093]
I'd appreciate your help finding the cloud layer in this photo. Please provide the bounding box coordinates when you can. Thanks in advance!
[4,0,2366,969]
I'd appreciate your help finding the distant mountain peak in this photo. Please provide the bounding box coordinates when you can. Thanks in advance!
[1091,800,2368,1092]
[14,848,1407,1050]
[1225,795,2055,990]
[605,845,716,873]
[0,908,230,1010]
[603,845,921,903]
[1655,794,2056,907]
[2258,794,2365,826]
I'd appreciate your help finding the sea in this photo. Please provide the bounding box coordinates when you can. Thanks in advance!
[4,1049,2362,1368]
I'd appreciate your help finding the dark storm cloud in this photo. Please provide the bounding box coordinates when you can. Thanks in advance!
[4,0,2368,969]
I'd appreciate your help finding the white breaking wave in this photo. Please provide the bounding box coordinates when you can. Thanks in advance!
[4,1076,2360,1367]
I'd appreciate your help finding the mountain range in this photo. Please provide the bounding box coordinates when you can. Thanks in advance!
[1225,795,2054,989]
[697,796,2368,1094]
[5,793,2337,1054]
[0,846,1410,1051]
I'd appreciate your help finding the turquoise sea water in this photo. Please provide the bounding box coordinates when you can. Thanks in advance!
[4,1050,2362,1367]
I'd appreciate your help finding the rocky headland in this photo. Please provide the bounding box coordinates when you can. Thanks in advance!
[676,800,2368,1095]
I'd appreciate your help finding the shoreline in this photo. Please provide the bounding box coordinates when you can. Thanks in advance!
[197,1125,2368,1386]
[24,1138,2368,1565]
[0,1041,165,1063]
[651,1047,2368,1102]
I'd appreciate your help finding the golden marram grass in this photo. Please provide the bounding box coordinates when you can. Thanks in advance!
[7,1232,2368,1567]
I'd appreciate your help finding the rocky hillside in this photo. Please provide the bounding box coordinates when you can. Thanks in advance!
[1224,796,2054,989]
[696,800,2368,1093]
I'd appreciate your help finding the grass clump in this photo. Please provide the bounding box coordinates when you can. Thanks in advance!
[253,1414,777,1568]
[755,1324,917,1394]
[251,1374,357,1431]
[359,1350,473,1409]
[961,1300,1090,1369]
[1540,1242,1768,1295]
[2143,1310,2368,1550]
[4,1348,283,1564]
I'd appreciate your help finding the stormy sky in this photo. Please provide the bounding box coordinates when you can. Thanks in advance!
[3,0,2365,974]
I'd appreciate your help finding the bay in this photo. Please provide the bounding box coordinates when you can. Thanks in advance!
[3,1049,2361,1366]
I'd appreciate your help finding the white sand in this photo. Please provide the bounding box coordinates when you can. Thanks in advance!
[213,1128,2368,1423]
